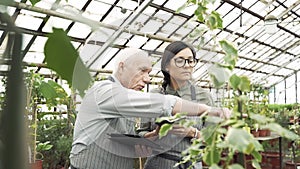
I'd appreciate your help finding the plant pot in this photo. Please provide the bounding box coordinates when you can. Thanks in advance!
[251,129,260,137]
[284,160,300,169]
[30,159,43,169]
[261,151,280,169]
[259,129,271,137]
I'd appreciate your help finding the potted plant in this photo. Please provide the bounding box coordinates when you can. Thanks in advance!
[285,140,300,168]
[25,71,73,168]
[30,141,53,169]
[285,115,300,168]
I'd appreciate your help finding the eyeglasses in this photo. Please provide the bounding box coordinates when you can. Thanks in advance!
[173,57,198,68]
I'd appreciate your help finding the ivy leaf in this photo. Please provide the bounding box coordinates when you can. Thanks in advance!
[219,40,238,68]
[194,5,207,22]
[219,40,238,57]
[207,11,223,30]
[212,11,223,28]
[176,2,188,13]
[44,28,92,97]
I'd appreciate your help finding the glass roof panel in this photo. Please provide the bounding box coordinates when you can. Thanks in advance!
[67,0,87,10]
[1,0,299,90]
[20,34,34,52]
[82,1,112,21]
[23,52,45,64]
[142,39,162,50]
[270,53,294,65]
[68,22,91,38]
[126,35,149,48]
[117,0,139,10]
[286,58,300,69]
[275,68,294,76]
[252,62,264,70]
[42,16,73,32]
[15,12,44,30]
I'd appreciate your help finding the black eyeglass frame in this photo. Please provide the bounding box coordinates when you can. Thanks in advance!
[173,58,199,68]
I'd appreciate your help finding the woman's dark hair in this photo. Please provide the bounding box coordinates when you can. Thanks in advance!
[161,41,197,90]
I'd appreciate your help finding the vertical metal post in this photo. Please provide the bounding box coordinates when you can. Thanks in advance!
[0,13,27,169]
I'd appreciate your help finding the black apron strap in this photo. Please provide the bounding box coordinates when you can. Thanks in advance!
[190,85,196,101]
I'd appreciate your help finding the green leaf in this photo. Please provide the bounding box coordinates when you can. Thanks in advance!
[208,64,231,88]
[229,74,240,90]
[227,164,244,169]
[44,28,92,97]
[203,146,221,165]
[239,76,251,92]
[212,11,223,28]
[207,15,217,29]
[201,124,218,144]
[219,40,238,68]
[207,11,223,29]
[225,128,263,153]
[176,2,188,13]
[251,159,261,169]
[29,0,40,6]
[39,81,57,99]
[47,80,68,99]
[263,123,300,140]
[251,151,262,162]
[36,141,53,152]
[219,40,238,58]
[194,5,207,22]
[159,123,173,138]
[209,164,222,169]
[245,143,255,154]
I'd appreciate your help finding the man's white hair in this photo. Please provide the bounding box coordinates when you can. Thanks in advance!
[113,47,148,74]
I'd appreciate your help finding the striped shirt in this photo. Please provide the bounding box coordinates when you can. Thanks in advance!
[70,76,178,169]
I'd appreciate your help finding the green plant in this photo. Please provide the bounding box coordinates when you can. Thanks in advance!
[37,117,74,168]
[35,141,53,160]
[170,1,300,168]
[25,71,74,168]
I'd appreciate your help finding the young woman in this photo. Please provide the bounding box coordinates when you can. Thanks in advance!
[138,41,215,169]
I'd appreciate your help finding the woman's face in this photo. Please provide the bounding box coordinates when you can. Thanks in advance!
[167,47,195,84]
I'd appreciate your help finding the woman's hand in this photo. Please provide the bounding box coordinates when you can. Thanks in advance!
[168,124,198,138]
[208,107,232,119]
[144,126,160,141]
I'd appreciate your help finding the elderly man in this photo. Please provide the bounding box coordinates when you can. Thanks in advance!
[69,48,230,169]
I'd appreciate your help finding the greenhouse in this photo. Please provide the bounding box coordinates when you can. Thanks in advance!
[0,0,300,169]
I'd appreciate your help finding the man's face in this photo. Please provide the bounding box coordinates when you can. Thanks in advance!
[119,55,152,91]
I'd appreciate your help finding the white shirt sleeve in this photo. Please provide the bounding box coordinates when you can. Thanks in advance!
[80,80,177,119]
